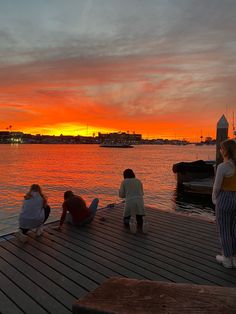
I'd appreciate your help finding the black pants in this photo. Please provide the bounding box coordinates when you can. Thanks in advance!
[21,205,51,235]
[123,215,143,227]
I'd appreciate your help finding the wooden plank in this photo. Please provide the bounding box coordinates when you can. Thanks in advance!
[0,245,75,310]
[45,229,145,280]
[96,209,236,283]
[104,206,217,249]
[146,209,217,234]
[152,214,216,237]
[145,207,216,230]
[61,225,205,284]
[42,230,132,278]
[104,220,236,284]
[0,257,71,313]
[146,211,218,243]
[8,236,99,292]
[72,278,236,314]
[110,207,219,247]
[1,205,236,314]
[27,235,108,285]
[46,227,164,281]
[101,208,220,255]
[66,222,234,286]
[100,211,219,261]
[56,226,177,283]
[0,272,47,314]
[0,240,87,298]
[0,289,24,314]
[84,216,236,286]
[104,213,219,258]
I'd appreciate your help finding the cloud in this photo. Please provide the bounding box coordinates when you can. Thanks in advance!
[0,0,236,139]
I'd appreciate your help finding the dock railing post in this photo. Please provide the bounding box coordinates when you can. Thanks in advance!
[216,115,229,166]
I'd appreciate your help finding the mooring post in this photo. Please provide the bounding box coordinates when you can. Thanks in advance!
[216,115,229,166]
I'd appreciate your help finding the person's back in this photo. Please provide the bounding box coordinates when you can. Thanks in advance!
[64,194,91,223]
[19,191,45,229]
[119,169,146,233]
[16,184,51,242]
[20,192,44,219]
[119,177,144,201]
[58,190,99,229]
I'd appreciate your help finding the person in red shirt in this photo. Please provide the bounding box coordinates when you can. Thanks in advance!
[57,190,99,230]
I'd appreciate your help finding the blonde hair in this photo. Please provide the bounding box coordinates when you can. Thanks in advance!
[24,184,47,203]
[220,139,236,165]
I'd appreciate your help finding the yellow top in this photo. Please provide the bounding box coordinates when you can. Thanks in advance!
[222,171,236,191]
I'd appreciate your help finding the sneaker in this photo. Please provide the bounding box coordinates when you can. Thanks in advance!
[142,218,149,234]
[129,217,137,234]
[15,230,28,243]
[36,225,44,237]
[216,255,233,268]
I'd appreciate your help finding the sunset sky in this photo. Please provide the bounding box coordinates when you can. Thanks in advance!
[0,0,235,140]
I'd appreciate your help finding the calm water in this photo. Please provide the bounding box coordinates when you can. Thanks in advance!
[0,144,215,235]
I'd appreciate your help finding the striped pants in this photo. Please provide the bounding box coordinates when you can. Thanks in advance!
[215,191,236,257]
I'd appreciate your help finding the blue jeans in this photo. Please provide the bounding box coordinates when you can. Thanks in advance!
[66,198,99,226]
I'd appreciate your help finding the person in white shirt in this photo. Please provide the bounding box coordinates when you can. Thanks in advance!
[119,168,147,233]
[212,139,236,268]
[16,184,50,242]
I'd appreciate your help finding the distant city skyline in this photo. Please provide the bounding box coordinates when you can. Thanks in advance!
[0,1,235,141]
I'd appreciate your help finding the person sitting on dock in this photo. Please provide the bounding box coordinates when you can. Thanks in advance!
[212,139,236,268]
[119,168,148,234]
[16,184,51,243]
[56,190,99,230]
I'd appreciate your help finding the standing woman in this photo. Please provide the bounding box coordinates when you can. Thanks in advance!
[212,139,236,268]
[119,168,147,233]
[16,184,50,242]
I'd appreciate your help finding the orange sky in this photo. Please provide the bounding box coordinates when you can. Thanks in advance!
[0,1,235,141]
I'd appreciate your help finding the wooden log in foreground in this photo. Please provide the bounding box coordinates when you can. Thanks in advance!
[72,277,236,314]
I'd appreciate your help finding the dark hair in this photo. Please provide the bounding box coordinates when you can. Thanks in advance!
[123,168,135,179]
[24,184,46,200]
[64,190,74,200]
[220,139,236,165]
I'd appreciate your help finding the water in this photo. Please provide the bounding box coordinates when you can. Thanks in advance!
[0,144,215,235]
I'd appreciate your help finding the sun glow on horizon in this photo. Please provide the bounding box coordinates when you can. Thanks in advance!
[17,123,120,137]
[4,121,219,142]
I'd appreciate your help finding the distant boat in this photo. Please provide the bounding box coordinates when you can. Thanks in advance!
[100,141,134,148]
[195,142,204,146]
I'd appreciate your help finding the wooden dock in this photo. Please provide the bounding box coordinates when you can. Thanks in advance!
[1,204,236,313]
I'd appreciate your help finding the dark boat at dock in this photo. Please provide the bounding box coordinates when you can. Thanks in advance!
[172,160,215,185]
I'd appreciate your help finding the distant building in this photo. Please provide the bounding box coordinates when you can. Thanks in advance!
[0,131,24,143]
[0,131,11,143]
[98,132,142,143]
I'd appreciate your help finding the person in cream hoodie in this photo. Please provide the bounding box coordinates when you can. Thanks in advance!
[119,169,148,234]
